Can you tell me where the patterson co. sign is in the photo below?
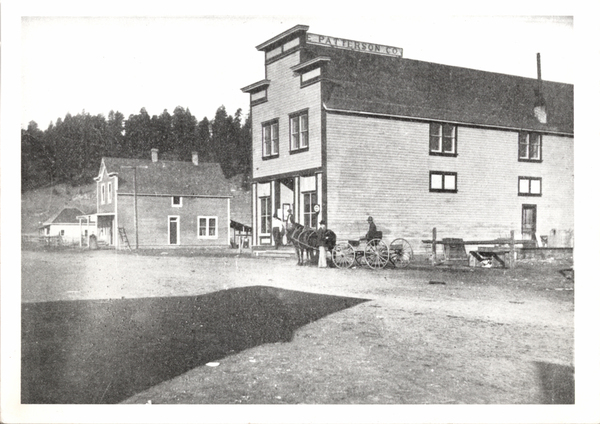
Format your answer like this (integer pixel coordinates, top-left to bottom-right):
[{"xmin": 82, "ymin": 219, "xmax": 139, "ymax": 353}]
[{"xmin": 306, "ymin": 33, "xmax": 403, "ymax": 57}]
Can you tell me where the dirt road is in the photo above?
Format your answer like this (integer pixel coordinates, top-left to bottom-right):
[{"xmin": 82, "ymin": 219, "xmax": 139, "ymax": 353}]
[{"xmin": 21, "ymin": 248, "xmax": 574, "ymax": 405}]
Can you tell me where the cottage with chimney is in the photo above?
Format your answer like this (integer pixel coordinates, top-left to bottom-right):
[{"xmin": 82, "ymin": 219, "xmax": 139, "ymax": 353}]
[
  {"xmin": 94, "ymin": 149, "xmax": 232, "ymax": 249},
  {"xmin": 241, "ymin": 25, "xmax": 574, "ymax": 250}
]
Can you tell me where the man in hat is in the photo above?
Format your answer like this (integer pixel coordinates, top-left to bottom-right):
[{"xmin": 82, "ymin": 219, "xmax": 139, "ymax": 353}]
[
  {"xmin": 365, "ymin": 216, "xmax": 378, "ymax": 241},
  {"xmin": 316, "ymin": 220, "xmax": 328, "ymax": 268}
]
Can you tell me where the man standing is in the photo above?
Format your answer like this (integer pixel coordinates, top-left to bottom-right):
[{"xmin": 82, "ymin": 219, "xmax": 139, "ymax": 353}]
[
  {"xmin": 317, "ymin": 220, "xmax": 328, "ymax": 268},
  {"xmin": 272, "ymin": 213, "xmax": 283, "ymax": 249}
]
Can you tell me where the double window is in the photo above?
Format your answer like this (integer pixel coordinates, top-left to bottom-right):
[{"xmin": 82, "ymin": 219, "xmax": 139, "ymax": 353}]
[
  {"xmin": 430, "ymin": 171, "xmax": 457, "ymax": 193},
  {"xmin": 262, "ymin": 120, "xmax": 279, "ymax": 159},
  {"xmin": 518, "ymin": 177, "xmax": 542, "ymax": 196},
  {"xmin": 290, "ymin": 111, "xmax": 309, "ymax": 152},
  {"xmin": 519, "ymin": 132, "xmax": 542, "ymax": 162},
  {"xmin": 198, "ymin": 216, "xmax": 218, "ymax": 238},
  {"xmin": 429, "ymin": 123, "xmax": 457, "ymax": 156}
]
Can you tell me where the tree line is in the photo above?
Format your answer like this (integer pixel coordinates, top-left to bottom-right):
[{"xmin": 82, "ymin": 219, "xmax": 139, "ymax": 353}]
[{"xmin": 21, "ymin": 106, "xmax": 252, "ymax": 192}]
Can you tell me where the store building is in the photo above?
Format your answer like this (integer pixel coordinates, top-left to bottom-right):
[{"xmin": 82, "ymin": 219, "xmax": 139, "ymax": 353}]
[
  {"xmin": 94, "ymin": 149, "xmax": 232, "ymax": 249},
  {"xmin": 241, "ymin": 25, "xmax": 574, "ymax": 251}
]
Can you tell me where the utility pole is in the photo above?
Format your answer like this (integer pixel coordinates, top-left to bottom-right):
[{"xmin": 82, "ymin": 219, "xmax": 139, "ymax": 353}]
[{"xmin": 121, "ymin": 165, "xmax": 148, "ymax": 249}]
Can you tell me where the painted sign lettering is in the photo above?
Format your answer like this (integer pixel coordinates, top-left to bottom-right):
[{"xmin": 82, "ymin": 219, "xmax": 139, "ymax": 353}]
[{"xmin": 306, "ymin": 33, "xmax": 402, "ymax": 57}]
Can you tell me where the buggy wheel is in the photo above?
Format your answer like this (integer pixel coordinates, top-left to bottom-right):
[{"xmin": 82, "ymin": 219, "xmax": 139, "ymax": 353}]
[
  {"xmin": 365, "ymin": 239, "xmax": 389, "ymax": 269},
  {"xmin": 389, "ymin": 238, "xmax": 413, "ymax": 268},
  {"xmin": 332, "ymin": 242, "xmax": 355, "ymax": 268}
]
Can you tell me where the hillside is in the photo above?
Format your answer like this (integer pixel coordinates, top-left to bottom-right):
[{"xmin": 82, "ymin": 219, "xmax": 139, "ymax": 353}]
[{"xmin": 21, "ymin": 177, "xmax": 252, "ymax": 235}]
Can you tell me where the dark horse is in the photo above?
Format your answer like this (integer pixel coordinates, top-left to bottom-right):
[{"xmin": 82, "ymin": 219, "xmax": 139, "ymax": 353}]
[{"xmin": 289, "ymin": 223, "xmax": 336, "ymax": 266}]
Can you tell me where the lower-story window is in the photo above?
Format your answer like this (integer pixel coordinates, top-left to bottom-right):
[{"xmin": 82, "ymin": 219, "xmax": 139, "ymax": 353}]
[
  {"xmin": 260, "ymin": 196, "xmax": 272, "ymax": 234},
  {"xmin": 198, "ymin": 216, "xmax": 218, "ymax": 238},
  {"xmin": 303, "ymin": 191, "xmax": 318, "ymax": 228},
  {"xmin": 429, "ymin": 171, "xmax": 457, "ymax": 193},
  {"xmin": 518, "ymin": 177, "xmax": 542, "ymax": 196}
]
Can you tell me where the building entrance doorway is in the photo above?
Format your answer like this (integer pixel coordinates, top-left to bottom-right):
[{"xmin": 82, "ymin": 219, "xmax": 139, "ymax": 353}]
[
  {"xmin": 522, "ymin": 204, "xmax": 537, "ymax": 240},
  {"xmin": 168, "ymin": 216, "xmax": 179, "ymax": 245}
]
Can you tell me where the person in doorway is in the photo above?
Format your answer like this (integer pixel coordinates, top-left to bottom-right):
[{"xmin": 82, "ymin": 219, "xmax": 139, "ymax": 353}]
[
  {"xmin": 365, "ymin": 216, "xmax": 378, "ymax": 241},
  {"xmin": 272, "ymin": 213, "xmax": 284, "ymax": 249},
  {"xmin": 317, "ymin": 220, "xmax": 328, "ymax": 268}
]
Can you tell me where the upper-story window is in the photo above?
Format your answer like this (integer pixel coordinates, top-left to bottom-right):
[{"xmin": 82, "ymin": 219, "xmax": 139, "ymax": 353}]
[
  {"xmin": 290, "ymin": 110, "xmax": 309, "ymax": 152},
  {"xmin": 519, "ymin": 132, "xmax": 542, "ymax": 162},
  {"xmin": 101, "ymin": 184, "xmax": 106, "ymax": 204},
  {"xmin": 172, "ymin": 196, "xmax": 182, "ymax": 207},
  {"xmin": 429, "ymin": 123, "xmax": 457, "ymax": 156},
  {"xmin": 262, "ymin": 120, "xmax": 279, "ymax": 159},
  {"xmin": 107, "ymin": 182, "xmax": 113, "ymax": 204}
]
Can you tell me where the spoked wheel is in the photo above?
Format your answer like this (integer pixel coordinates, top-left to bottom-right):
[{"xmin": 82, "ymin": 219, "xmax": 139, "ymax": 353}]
[
  {"xmin": 332, "ymin": 242, "xmax": 356, "ymax": 269},
  {"xmin": 389, "ymin": 238, "xmax": 413, "ymax": 268},
  {"xmin": 365, "ymin": 239, "xmax": 389, "ymax": 269}
]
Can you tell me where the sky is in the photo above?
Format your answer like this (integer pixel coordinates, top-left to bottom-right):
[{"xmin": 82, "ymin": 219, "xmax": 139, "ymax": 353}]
[{"xmin": 18, "ymin": 13, "xmax": 576, "ymax": 130}]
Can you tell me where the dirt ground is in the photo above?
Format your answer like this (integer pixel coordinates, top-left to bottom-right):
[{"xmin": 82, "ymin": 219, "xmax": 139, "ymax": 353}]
[{"xmin": 20, "ymin": 247, "xmax": 574, "ymax": 405}]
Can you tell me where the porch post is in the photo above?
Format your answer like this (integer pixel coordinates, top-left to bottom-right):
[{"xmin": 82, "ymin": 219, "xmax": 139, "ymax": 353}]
[{"xmin": 252, "ymin": 182, "xmax": 257, "ymax": 247}]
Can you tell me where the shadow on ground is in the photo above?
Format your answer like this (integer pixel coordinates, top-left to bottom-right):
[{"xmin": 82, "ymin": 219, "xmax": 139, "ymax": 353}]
[
  {"xmin": 22, "ymin": 285, "xmax": 369, "ymax": 404},
  {"xmin": 534, "ymin": 361, "xmax": 575, "ymax": 404}
]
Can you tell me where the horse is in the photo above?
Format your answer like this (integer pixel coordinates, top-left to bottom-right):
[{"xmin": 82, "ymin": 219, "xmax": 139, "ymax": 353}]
[
  {"xmin": 289, "ymin": 223, "xmax": 313, "ymax": 265},
  {"xmin": 289, "ymin": 223, "xmax": 337, "ymax": 266}
]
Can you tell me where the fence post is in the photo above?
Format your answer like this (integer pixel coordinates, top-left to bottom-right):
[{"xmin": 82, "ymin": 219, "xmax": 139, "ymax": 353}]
[
  {"xmin": 432, "ymin": 227, "xmax": 437, "ymax": 265},
  {"xmin": 509, "ymin": 230, "xmax": 515, "ymax": 269}
]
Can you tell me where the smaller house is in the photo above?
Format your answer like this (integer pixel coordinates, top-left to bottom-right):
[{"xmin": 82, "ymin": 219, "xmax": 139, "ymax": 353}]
[
  {"xmin": 39, "ymin": 207, "xmax": 95, "ymax": 245},
  {"xmin": 94, "ymin": 149, "xmax": 234, "ymax": 249}
]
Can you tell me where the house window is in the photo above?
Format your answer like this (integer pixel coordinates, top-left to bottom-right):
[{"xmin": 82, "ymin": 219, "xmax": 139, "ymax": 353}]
[
  {"xmin": 260, "ymin": 197, "xmax": 272, "ymax": 234},
  {"xmin": 303, "ymin": 191, "xmax": 318, "ymax": 228},
  {"xmin": 519, "ymin": 132, "xmax": 542, "ymax": 162},
  {"xmin": 262, "ymin": 120, "xmax": 279, "ymax": 159},
  {"xmin": 107, "ymin": 182, "xmax": 113, "ymax": 204},
  {"xmin": 60, "ymin": 230, "xmax": 65, "ymax": 236},
  {"xmin": 198, "ymin": 216, "xmax": 218, "ymax": 238},
  {"xmin": 430, "ymin": 171, "xmax": 458, "ymax": 193},
  {"xmin": 518, "ymin": 177, "xmax": 542, "ymax": 196},
  {"xmin": 429, "ymin": 123, "xmax": 457, "ymax": 156},
  {"xmin": 172, "ymin": 196, "xmax": 182, "ymax": 207},
  {"xmin": 101, "ymin": 184, "xmax": 106, "ymax": 204},
  {"xmin": 290, "ymin": 111, "xmax": 309, "ymax": 152}
]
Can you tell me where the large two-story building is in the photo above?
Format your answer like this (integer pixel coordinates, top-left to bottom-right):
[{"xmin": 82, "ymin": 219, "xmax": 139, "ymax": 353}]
[{"xmin": 242, "ymin": 25, "xmax": 574, "ymax": 251}]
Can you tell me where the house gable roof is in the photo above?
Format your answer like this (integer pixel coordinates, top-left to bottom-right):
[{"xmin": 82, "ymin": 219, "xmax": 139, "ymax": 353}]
[
  {"xmin": 303, "ymin": 45, "xmax": 573, "ymax": 134},
  {"xmin": 99, "ymin": 157, "xmax": 231, "ymax": 197},
  {"xmin": 43, "ymin": 207, "xmax": 86, "ymax": 226}
]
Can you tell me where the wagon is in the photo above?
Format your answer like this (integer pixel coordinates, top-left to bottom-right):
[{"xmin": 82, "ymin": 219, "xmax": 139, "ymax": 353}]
[{"xmin": 331, "ymin": 234, "xmax": 413, "ymax": 269}]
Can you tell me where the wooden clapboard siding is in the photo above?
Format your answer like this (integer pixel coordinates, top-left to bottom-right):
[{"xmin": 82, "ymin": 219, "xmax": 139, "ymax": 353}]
[
  {"xmin": 117, "ymin": 195, "xmax": 229, "ymax": 247},
  {"xmin": 252, "ymin": 52, "xmax": 322, "ymax": 180},
  {"xmin": 325, "ymin": 113, "xmax": 574, "ymax": 251}
]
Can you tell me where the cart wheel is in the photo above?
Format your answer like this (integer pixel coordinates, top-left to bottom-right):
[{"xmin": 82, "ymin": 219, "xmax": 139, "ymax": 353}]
[
  {"xmin": 332, "ymin": 242, "xmax": 356, "ymax": 269},
  {"xmin": 365, "ymin": 239, "xmax": 389, "ymax": 269},
  {"xmin": 389, "ymin": 238, "xmax": 413, "ymax": 268}
]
